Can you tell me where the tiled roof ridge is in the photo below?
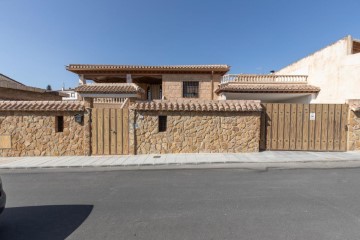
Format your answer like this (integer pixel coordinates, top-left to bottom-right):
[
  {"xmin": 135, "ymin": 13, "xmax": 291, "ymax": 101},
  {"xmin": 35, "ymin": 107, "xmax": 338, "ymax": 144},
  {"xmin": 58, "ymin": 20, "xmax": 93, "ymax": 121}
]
[
  {"xmin": 67, "ymin": 64, "xmax": 230, "ymax": 69},
  {"xmin": 75, "ymin": 83, "xmax": 145, "ymax": 94},
  {"xmin": 131, "ymin": 100, "xmax": 262, "ymax": 112},
  {"xmin": 0, "ymin": 101, "xmax": 84, "ymax": 111}
]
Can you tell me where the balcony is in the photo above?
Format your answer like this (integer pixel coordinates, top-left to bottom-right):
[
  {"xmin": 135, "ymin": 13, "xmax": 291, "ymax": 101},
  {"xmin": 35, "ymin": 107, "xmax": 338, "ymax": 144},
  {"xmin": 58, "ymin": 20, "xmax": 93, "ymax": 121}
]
[{"xmin": 221, "ymin": 74, "xmax": 308, "ymax": 84}]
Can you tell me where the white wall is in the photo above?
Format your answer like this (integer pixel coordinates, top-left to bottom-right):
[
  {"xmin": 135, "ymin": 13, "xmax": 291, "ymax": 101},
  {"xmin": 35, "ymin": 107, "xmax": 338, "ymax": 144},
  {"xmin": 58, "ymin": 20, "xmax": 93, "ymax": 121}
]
[{"xmin": 276, "ymin": 36, "xmax": 360, "ymax": 103}]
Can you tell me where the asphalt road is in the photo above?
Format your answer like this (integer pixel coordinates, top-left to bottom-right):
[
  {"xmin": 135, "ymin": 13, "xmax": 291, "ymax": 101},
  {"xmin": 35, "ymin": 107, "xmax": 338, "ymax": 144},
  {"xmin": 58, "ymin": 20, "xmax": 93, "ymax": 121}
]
[{"xmin": 1, "ymin": 167, "xmax": 360, "ymax": 240}]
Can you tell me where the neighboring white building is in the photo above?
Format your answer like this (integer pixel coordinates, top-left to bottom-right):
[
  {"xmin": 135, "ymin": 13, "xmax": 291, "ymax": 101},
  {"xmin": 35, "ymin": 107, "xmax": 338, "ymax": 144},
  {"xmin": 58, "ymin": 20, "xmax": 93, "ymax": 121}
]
[
  {"xmin": 218, "ymin": 35, "xmax": 360, "ymax": 103},
  {"xmin": 276, "ymin": 35, "xmax": 360, "ymax": 103},
  {"xmin": 59, "ymin": 88, "xmax": 78, "ymax": 101}
]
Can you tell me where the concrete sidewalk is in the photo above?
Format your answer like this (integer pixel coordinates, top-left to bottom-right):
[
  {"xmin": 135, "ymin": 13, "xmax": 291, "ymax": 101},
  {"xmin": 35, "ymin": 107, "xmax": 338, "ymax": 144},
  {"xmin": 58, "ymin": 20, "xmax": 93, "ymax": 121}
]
[{"xmin": 0, "ymin": 151, "xmax": 360, "ymax": 169}]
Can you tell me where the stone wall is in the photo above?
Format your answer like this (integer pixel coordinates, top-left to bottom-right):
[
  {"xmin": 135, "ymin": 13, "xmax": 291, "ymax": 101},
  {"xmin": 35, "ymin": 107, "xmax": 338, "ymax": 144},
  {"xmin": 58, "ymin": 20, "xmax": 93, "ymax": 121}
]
[
  {"xmin": 133, "ymin": 111, "xmax": 261, "ymax": 154},
  {"xmin": 348, "ymin": 110, "xmax": 360, "ymax": 151},
  {"xmin": 162, "ymin": 74, "xmax": 222, "ymax": 100},
  {"xmin": 0, "ymin": 111, "xmax": 89, "ymax": 156}
]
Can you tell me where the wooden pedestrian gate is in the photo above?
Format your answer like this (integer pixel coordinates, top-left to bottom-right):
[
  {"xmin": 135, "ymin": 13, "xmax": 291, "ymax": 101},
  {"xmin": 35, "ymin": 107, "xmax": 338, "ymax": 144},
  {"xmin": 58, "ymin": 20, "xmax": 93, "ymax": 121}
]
[
  {"xmin": 260, "ymin": 104, "xmax": 348, "ymax": 151},
  {"xmin": 91, "ymin": 108, "xmax": 129, "ymax": 155}
]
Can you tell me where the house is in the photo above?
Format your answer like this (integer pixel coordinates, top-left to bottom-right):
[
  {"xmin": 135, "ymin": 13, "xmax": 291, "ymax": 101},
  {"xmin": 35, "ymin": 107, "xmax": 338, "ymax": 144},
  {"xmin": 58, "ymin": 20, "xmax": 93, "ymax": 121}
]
[
  {"xmin": 66, "ymin": 64, "xmax": 230, "ymax": 101},
  {"xmin": 218, "ymin": 35, "xmax": 360, "ymax": 103},
  {"xmin": 66, "ymin": 64, "xmax": 262, "ymax": 154},
  {"xmin": 0, "ymin": 73, "xmax": 66, "ymax": 101},
  {"xmin": 59, "ymin": 87, "xmax": 79, "ymax": 101}
]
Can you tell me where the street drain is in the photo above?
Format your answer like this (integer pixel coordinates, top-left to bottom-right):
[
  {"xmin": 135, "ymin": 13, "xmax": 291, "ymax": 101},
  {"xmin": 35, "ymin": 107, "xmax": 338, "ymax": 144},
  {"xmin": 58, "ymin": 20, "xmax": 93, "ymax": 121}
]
[{"xmin": 153, "ymin": 156, "xmax": 161, "ymax": 158}]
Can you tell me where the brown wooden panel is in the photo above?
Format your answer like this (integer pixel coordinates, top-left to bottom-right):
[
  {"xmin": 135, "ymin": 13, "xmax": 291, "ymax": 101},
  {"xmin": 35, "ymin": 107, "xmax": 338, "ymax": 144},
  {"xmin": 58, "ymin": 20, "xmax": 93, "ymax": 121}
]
[
  {"xmin": 295, "ymin": 104, "xmax": 303, "ymax": 150},
  {"xmin": 97, "ymin": 108, "xmax": 104, "ymax": 155},
  {"xmin": 283, "ymin": 104, "xmax": 291, "ymax": 150},
  {"xmin": 277, "ymin": 104, "xmax": 285, "ymax": 150},
  {"xmin": 271, "ymin": 104, "xmax": 278, "ymax": 150},
  {"xmin": 340, "ymin": 104, "xmax": 348, "ymax": 151},
  {"xmin": 265, "ymin": 104, "xmax": 272, "ymax": 150},
  {"xmin": 314, "ymin": 105, "xmax": 322, "ymax": 150},
  {"xmin": 116, "ymin": 109, "xmax": 123, "ymax": 155},
  {"xmin": 110, "ymin": 108, "xmax": 116, "ymax": 155},
  {"xmin": 327, "ymin": 105, "xmax": 335, "ymax": 151},
  {"xmin": 334, "ymin": 104, "xmax": 342, "ymax": 151},
  {"xmin": 103, "ymin": 108, "xmax": 110, "ymax": 155},
  {"xmin": 91, "ymin": 109, "xmax": 97, "ymax": 155},
  {"xmin": 123, "ymin": 108, "xmax": 129, "ymax": 154},
  {"xmin": 302, "ymin": 105, "xmax": 310, "ymax": 150},
  {"xmin": 320, "ymin": 104, "xmax": 329, "ymax": 151},
  {"xmin": 290, "ymin": 104, "xmax": 297, "ymax": 150},
  {"xmin": 309, "ymin": 105, "xmax": 317, "ymax": 150}
]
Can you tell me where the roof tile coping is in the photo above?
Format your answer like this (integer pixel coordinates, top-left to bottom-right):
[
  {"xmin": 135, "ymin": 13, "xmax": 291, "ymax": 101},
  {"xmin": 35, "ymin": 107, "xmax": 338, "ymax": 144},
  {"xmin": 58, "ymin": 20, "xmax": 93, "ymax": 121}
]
[
  {"xmin": 0, "ymin": 101, "xmax": 85, "ymax": 112},
  {"xmin": 131, "ymin": 100, "xmax": 262, "ymax": 112},
  {"xmin": 348, "ymin": 100, "xmax": 360, "ymax": 112},
  {"xmin": 75, "ymin": 83, "xmax": 145, "ymax": 94},
  {"xmin": 67, "ymin": 64, "xmax": 230, "ymax": 71}
]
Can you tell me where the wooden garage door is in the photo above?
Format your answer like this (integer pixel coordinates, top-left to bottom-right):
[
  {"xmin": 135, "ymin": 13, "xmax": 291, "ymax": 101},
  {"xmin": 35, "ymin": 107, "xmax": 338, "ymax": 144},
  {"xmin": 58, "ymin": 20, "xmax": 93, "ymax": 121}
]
[
  {"xmin": 260, "ymin": 104, "xmax": 348, "ymax": 151},
  {"xmin": 91, "ymin": 108, "xmax": 129, "ymax": 155}
]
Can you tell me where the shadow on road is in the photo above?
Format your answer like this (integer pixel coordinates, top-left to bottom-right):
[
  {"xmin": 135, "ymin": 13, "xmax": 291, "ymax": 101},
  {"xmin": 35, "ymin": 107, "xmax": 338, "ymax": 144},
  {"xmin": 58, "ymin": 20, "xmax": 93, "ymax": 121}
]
[{"xmin": 0, "ymin": 205, "xmax": 93, "ymax": 240}]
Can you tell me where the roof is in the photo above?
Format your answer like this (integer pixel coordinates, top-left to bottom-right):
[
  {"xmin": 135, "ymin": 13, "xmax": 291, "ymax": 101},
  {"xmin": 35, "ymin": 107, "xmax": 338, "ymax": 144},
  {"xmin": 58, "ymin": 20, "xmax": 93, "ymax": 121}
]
[
  {"xmin": 75, "ymin": 83, "xmax": 145, "ymax": 94},
  {"xmin": 0, "ymin": 101, "xmax": 84, "ymax": 112},
  {"xmin": 66, "ymin": 64, "xmax": 230, "ymax": 74},
  {"xmin": 131, "ymin": 100, "xmax": 262, "ymax": 112},
  {"xmin": 215, "ymin": 83, "xmax": 320, "ymax": 94},
  {"xmin": 0, "ymin": 73, "xmax": 67, "ymax": 97},
  {"xmin": 0, "ymin": 73, "xmax": 25, "ymax": 86}
]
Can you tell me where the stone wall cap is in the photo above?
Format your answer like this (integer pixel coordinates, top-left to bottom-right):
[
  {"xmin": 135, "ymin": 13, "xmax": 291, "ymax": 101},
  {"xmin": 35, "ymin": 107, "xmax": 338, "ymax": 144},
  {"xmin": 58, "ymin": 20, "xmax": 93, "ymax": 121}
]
[
  {"xmin": 0, "ymin": 101, "xmax": 85, "ymax": 112},
  {"xmin": 131, "ymin": 100, "xmax": 262, "ymax": 112},
  {"xmin": 75, "ymin": 83, "xmax": 145, "ymax": 94},
  {"xmin": 350, "ymin": 103, "xmax": 360, "ymax": 112},
  {"xmin": 215, "ymin": 83, "xmax": 320, "ymax": 94}
]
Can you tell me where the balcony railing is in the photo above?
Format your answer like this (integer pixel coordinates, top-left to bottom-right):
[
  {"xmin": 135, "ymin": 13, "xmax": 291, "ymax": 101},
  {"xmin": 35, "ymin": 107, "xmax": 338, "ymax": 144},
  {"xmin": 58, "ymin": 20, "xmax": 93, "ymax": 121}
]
[
  {"xmin": 221, "ymin": 74, "xmax": 308, "ymax": 84},
  {"xmin": 93, "ymin": 97, "xmax": 126, "ymax": 104}
]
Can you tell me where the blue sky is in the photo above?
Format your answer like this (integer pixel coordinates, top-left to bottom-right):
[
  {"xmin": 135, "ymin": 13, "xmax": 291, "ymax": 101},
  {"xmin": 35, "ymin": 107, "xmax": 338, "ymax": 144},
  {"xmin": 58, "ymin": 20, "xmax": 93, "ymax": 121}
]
[{"xmin": 0, "ymin": 0, "xmax": 359, "ymax": 90}]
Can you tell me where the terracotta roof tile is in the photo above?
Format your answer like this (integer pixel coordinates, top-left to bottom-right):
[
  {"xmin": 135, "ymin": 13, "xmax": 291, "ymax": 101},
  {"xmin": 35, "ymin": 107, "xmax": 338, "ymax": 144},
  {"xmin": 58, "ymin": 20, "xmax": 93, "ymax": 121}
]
[
  {"xmin": 75, "ymin": 83, "xmax": 145, "ymax": 94},
  {"xmin": 67, "ymin": 64, "xmax": 230, "ymax": 71},
  {"xmin": 0, "ymin": 101, "xmax": 84, "ymax": 111},
  {"xmin": 216, "ymin": 83, "xmax": 320, "ymax": 93},
  {"xmin": 131, "ymin": 100, "xmax": 262, "ymax": 112}
]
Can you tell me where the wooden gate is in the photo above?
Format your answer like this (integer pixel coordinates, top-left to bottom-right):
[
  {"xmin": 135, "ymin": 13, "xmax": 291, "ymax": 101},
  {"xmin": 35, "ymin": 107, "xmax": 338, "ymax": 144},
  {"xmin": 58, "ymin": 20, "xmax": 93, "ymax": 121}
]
[
  {"xmin": 91, "ymin": 108, "xmax": 129, "ymax": 155},
  {"xmin": 260, "ymin": 104, "xmax": 348, "ymax": 151}
]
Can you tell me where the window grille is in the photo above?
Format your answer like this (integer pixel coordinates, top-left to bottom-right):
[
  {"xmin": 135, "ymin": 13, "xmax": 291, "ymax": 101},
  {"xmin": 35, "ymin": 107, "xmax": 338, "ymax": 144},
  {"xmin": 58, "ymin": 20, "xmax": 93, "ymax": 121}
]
[{"xmin": 183, "ymin": 81, "xmax": 199, "ymax": 98}]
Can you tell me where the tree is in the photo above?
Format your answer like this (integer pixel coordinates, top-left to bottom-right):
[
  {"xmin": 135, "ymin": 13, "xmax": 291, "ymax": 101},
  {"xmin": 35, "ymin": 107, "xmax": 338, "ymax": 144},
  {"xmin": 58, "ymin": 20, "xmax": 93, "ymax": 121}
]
[{"xmin": 46, "ymin": 85, "xmax": 52, "ymax": 91}]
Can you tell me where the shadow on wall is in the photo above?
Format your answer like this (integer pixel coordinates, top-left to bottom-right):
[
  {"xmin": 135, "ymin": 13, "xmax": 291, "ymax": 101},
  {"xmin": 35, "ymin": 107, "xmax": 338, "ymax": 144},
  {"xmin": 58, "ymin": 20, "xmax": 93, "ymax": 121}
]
[{"xmin": 0, "ymin": 205, "xmax": 93, "ymax": 240}]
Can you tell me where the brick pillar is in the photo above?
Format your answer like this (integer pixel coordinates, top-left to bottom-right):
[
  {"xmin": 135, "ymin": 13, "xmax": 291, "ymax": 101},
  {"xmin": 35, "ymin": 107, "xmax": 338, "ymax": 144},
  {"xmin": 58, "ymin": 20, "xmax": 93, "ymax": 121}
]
[
  {"xmin": 128, "ymin": 109, "xmax": 136, "ymax": 155},
  {"xmin": 347, "ymin": 99, "xmax": 360, "ymax": 151},
  {"xmin": 83, "ymin": 98, "xmax": 93, "ymax": 156}
]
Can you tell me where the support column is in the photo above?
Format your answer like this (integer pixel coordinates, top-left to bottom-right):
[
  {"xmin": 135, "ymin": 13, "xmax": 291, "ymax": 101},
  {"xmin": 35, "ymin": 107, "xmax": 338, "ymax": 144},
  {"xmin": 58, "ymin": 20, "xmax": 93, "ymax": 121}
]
[
  {"xmin": 126, "ymin": 74, "xmax": 132, "ymax": 83},
  {"xmin": 79, "ymin": 74, "xmax": 86, "ymax": 85}
]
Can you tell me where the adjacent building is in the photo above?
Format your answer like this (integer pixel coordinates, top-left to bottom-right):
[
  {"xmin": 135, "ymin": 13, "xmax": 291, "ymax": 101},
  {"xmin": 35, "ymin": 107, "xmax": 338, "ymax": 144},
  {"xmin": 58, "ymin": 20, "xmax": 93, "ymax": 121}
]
[{"xmin": 0, "ymin": 73, "xmax": 65, "ymax": 101}]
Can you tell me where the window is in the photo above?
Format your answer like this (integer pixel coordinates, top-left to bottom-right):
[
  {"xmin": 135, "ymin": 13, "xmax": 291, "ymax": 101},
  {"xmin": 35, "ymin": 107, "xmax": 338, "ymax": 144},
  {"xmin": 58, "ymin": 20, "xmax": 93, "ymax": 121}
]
[
  {"xmin": 147, "ymin": 86, "xmax": 152, "ymax": 100},
  {"xmin": 158, "ymin": 116, "xmax": 167, "ymax": 132},
  {"xmin": 183, "ymin": 81, "xmax": 199, "ymax": 98},
  {"xmin": 55, "ymin": 116, "xmax": 64, "ymax": 132}
]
